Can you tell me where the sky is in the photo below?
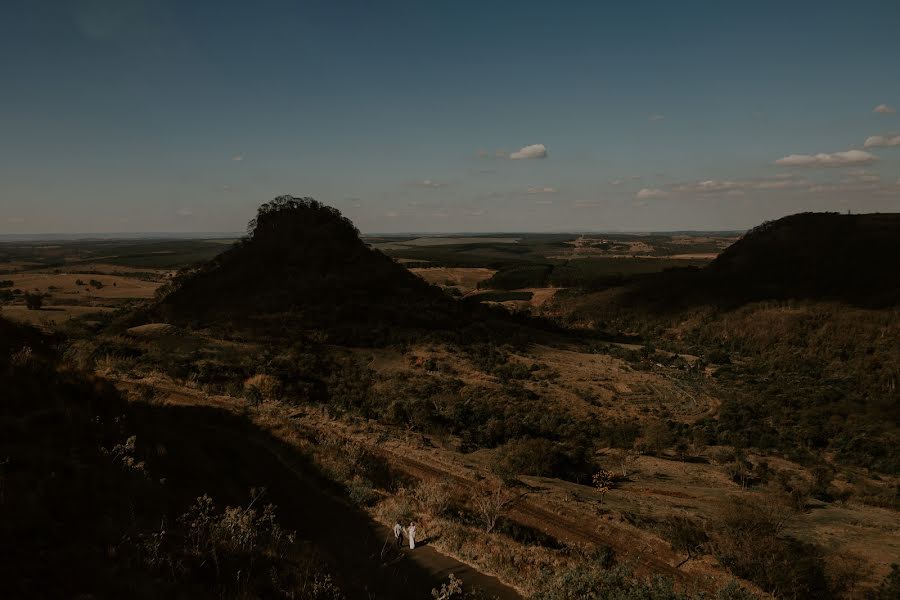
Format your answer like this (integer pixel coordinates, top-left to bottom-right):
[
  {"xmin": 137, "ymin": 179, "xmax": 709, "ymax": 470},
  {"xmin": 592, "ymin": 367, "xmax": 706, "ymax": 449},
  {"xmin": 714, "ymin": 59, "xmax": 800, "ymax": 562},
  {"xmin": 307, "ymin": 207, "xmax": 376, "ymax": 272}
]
[{"xmin": 2, "ymin": 0, "xmax": 900, "ymax": 234}]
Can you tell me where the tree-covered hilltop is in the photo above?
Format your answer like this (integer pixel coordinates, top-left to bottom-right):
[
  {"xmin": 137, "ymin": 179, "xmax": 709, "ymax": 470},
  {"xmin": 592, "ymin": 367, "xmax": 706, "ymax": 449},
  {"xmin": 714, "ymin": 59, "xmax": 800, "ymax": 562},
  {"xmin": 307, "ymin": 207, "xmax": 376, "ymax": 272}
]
[
  {"xmin": 143, "ymin": 196, "xmax": 530, "ymax": 345},
  {"xmin": 623, "ymin": 212, "xmax": 900, "ymax": 310}
]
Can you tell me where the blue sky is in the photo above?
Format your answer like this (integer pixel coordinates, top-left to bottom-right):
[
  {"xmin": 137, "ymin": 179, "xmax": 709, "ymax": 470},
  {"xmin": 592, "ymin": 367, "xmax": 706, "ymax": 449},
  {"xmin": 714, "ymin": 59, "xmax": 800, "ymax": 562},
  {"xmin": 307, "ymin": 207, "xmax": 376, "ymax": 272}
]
[{"xmin": 2, "ymin": 0, "xmax": 899, "ymax": 233}]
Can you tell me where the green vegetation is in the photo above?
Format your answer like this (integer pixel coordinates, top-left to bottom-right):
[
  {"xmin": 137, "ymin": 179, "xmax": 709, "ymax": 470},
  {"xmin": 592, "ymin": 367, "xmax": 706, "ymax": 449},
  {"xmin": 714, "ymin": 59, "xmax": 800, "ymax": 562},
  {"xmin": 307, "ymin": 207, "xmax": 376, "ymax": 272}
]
[
  {"xmin": 471, "ymin": 290, "xmax": 535, "ymax": 302},
  {"xmin": 0, "ymin": 238, "xmax": 232, "ymax": 271},
  {"xmin": 24, "ymin": 293, "xmax": 43, "ymax": 310}
]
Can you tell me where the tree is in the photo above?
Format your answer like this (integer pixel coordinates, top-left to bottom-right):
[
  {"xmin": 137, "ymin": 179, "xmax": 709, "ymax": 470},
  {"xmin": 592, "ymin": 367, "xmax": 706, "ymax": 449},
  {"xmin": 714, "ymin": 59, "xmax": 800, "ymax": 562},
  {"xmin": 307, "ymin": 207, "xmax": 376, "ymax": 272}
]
[
  {"xmin": 592, "ymin": 469, "xmax": 614, "ymax": 505},
  {"xmin": 641, "ymin": 420, "xmax": 674, "ymax": 455},
  {"xmin": 25, "ymin": 293, "xmax": 43, "ymax": 310},
  {"xmin": 472, "ymin": 483, "xmax": 523, "ymax": 533}
]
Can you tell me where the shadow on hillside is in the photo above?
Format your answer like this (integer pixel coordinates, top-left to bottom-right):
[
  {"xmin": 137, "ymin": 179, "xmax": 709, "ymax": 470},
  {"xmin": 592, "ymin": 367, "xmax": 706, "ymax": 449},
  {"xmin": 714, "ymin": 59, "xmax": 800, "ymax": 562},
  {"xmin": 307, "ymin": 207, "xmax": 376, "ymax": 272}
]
[{"xmin": 125, "ymin": 400, "xmax": 453, "ymax": 599}]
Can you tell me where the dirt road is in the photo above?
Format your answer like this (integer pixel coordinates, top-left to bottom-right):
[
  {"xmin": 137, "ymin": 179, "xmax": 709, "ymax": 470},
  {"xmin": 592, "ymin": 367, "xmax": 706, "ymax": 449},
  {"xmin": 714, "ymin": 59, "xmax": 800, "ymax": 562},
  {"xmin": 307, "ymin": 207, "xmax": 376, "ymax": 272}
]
[
  {"xmin": 384, "ymin": 449, "xmax": 695, "ymax": 586},
  {"xmin": 113, "ymin": 379, "xmax": 521, "ymax": 599}
]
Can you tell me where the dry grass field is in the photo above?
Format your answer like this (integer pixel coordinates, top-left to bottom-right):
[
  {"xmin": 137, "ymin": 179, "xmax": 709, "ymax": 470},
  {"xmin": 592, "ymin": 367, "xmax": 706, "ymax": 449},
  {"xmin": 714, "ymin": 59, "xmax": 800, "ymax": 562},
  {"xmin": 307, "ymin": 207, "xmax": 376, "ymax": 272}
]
[
  {"xmin": 8, "ymin": 272, "xmax": 160, "ymax": 299},
  {"xmin": 1, "ymin": 303, "xmax": 114, "ymax": 325},
  {"xmin": 1, "ymin": 266, "xmax": 164, "ymax": 328},
  {"xmin": 408, "ymin": 266, "xmax": 497, "ymax": 293}
]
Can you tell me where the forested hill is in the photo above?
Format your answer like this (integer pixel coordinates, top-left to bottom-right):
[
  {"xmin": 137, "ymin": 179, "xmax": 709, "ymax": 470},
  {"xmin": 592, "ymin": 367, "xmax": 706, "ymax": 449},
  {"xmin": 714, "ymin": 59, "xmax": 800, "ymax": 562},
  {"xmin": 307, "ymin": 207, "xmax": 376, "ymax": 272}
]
[
  {"xmin": 145, "ymin": 196, "xmax": 519, "ymax": 345},
  {"xmin": 628, "ymin": 212, "xmax": 900, "ymax": 309}
]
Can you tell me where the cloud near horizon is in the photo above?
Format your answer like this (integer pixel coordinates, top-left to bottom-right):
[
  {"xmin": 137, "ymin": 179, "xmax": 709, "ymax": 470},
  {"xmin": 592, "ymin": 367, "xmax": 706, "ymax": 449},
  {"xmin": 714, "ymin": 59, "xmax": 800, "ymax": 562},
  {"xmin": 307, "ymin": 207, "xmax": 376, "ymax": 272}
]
[
  {"xmin": 873, "ymin": 104, "xmax": 896, "ymax": 114},
  {"xmin": 417, "ymin": 179, "xmax": 447, "ymax": 189},
  {"xmin": 636, "ymin": 188, "xmax": 667, "ymax": 199},
  {"xmin": 526, "ymin": 186, "xmax": 556, "ymax": 194},
  {"xmin": 671, "ymin": 176, "xmax": 809, "ymax": 194},
  {"xmin": 863, "ymin": 134, "xmax": 900, "ymax": 148},
  {"xmin": 509, "ymin": 144, "xmax": 548, "ymax": 160},
  {"xmin": 774, "ymin": 149, "xmax": 877, "ymax": 167}
]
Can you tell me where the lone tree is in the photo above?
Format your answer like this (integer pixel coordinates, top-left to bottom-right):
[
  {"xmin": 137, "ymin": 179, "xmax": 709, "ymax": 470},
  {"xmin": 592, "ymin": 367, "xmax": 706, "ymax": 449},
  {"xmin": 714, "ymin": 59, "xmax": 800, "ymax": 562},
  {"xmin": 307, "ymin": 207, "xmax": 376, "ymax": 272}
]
[
  {"xmin": 24, "ymin": 293, "xmax": 43, "ymax": 311},
  {"xmin": 473, "ymin": 484, "xmax": 524, "ymax": 533},
  {"xmin": 592, "ymin": 469, "xmax": 614, "ymax": 504}
]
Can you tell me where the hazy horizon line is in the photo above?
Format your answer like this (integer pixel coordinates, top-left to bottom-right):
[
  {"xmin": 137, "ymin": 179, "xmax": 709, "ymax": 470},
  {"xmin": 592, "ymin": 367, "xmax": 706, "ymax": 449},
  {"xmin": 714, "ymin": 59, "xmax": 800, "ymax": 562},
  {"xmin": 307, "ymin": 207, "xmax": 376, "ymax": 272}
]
[{"xmin": 0, "ymin": 228, "xmax": 753, "ymax": 242}]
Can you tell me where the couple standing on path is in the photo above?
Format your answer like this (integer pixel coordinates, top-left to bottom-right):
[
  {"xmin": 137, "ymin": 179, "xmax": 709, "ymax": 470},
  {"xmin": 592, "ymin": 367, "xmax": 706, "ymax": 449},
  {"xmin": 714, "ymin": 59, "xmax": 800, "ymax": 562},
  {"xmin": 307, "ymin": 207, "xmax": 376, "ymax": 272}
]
[{"xmin": 393, "ymin": 521, "xmax": 417, "ymax": 549}]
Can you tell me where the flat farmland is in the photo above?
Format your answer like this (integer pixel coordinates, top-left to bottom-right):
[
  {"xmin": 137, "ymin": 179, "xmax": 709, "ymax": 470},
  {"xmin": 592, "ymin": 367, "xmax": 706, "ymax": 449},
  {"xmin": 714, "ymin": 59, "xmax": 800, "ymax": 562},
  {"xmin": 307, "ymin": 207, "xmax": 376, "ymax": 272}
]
[
  {"xmin": 8, "ymin": 272, "xmax": 160, "ymax": 299},
  {"xmin": 1, "ymin": 270, "xmax": 160, "ymax": 328},
  {"xmin": 408, "ymin": 266, "xmax": 496, "ymax": 293},
  {"xmin": 1, "ymin": 303, "xmax": 114, "ymax": 325}
]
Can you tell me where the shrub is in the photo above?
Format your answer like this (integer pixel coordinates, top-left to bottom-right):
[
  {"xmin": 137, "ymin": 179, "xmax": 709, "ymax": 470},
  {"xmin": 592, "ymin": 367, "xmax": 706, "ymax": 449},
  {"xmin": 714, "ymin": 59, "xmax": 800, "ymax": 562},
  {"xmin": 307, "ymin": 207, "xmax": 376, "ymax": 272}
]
[
  {"xmin": 24, "ymin": 293, "xmax": 43, "ymax": 310},
  {"xmin": 472, "ymin": 484, "xmax": 522, "ymax": 533},
  {"xmin": 711, "ymin": 499, "xmax": 830, "ymax": 598},
  {"xmin": 346, "ymin": 476, "xmax": 377, "ymax": 506},
  {"xmin": 492, "ymin": 437, "xmax": 564, "ymax": 479},
  {"xmin": 414, "ymin": 479, "xmax": 453, "ymax": 517},
  {"xmin": 244, "ymin": 373, "xmax": 282, "ymax": 401}
]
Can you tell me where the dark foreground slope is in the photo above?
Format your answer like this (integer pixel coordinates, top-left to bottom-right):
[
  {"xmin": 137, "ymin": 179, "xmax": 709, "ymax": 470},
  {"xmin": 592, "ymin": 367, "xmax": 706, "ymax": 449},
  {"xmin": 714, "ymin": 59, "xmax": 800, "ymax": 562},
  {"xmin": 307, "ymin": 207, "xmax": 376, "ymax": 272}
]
[
  {"xmin": 627, "ymin": 212, "xmax": 900, "ymax": 309},
  {"xmin": 146, "ymin": 196, "xmax": 520, "ymax": 345},
  {"xmin": 3, "ymin": 316, "xmax": 511, "ymax": 599}
]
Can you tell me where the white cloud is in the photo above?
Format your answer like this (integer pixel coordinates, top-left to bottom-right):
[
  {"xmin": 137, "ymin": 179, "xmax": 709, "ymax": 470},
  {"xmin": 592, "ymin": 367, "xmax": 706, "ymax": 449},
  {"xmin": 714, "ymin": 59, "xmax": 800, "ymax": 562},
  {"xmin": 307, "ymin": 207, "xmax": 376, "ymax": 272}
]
[
  {"xmin": 232, "ymin": 154, "xmax": 243, "ymax": 161},
  {"xmin": 636, "ymin": 188, "xmax": 667, "ymax": 199},
  {"xmin": 417, "ymin": 179, "xmax": 447, "ymax": 189},
  {"xmin": 873, "ymin": 104, "xmax": 896, "ymax": 114},
  {"xmin": 609, "ymin": 179, "xmax": 623, "ymax": 186},
  {"xmin": 510, "ymin": 143, "xmax": 547, "ymax": 160},
  {"xmin": 644, "ymin": 175, "xmax": 812, "ymax": 199},
  {"xmin": 670, "ymin": 176, "xmax": 808, "ymax": 194},
  {"xmin": 807, "ymin": 182, "xmax": 881, "ymax": 194},
  {"xmin": 526, "ymin": 186, "xmax": 557, "ymax": 194},
  {"xmin": 843, "ymin": 170, "xmax": 880, "ymax": 183},
  {"xmin": 649, "ymin": 113, "xmax": 665, "ymax": 122},
  {"xmin": 176, "ymin": 207, "xmax": 193, "ymax": 216},
  {"xmin": 774, "ymin": 149, "xmax": 877, "ymax": 167},
  {"xmin": 674, "ymin": 180, "xmax": 744, "ymax": 193},
  {"xmin": 863, "ymin": 134, "xmax": 900, "ymax": 148}
]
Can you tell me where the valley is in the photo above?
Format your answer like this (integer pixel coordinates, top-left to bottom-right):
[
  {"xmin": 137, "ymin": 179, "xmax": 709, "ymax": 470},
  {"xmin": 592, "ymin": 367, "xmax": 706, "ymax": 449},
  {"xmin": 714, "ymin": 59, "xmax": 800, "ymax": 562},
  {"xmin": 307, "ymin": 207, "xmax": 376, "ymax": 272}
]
[{"xmin": 4, "ymin": 200, "xmax": 897, "ymax": 598}]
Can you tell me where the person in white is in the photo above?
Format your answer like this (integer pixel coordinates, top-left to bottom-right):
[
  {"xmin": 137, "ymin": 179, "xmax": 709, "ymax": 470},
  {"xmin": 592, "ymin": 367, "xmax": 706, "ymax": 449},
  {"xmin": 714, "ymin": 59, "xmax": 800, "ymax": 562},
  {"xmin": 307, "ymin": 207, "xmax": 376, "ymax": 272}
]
[
  {"xmin": 393, "ymin": 521, "xmax": 404, "ymax": 549},
  {"xmin": 407, "ymin": 522, "xmax": 417, "ymax": 549}
]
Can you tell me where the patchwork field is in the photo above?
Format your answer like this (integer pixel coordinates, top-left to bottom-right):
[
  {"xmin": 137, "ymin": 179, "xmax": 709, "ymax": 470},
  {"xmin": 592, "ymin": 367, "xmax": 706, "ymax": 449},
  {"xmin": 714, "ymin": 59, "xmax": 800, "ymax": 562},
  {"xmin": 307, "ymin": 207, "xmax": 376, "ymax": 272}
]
[
  {"xmin": 7, "ymin": 272, "xmax": 161, "ymax": 299},
  {"xmin": 0, "ymin": 238, "xmax": 235, "ymax": 329},
  {"xmin": 408, "ymin": 266, "xmax": 497, "ymax": 293},
  {"xmin": 382, "ymin": 232, "xmax": 737, "ymax": 315}
]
